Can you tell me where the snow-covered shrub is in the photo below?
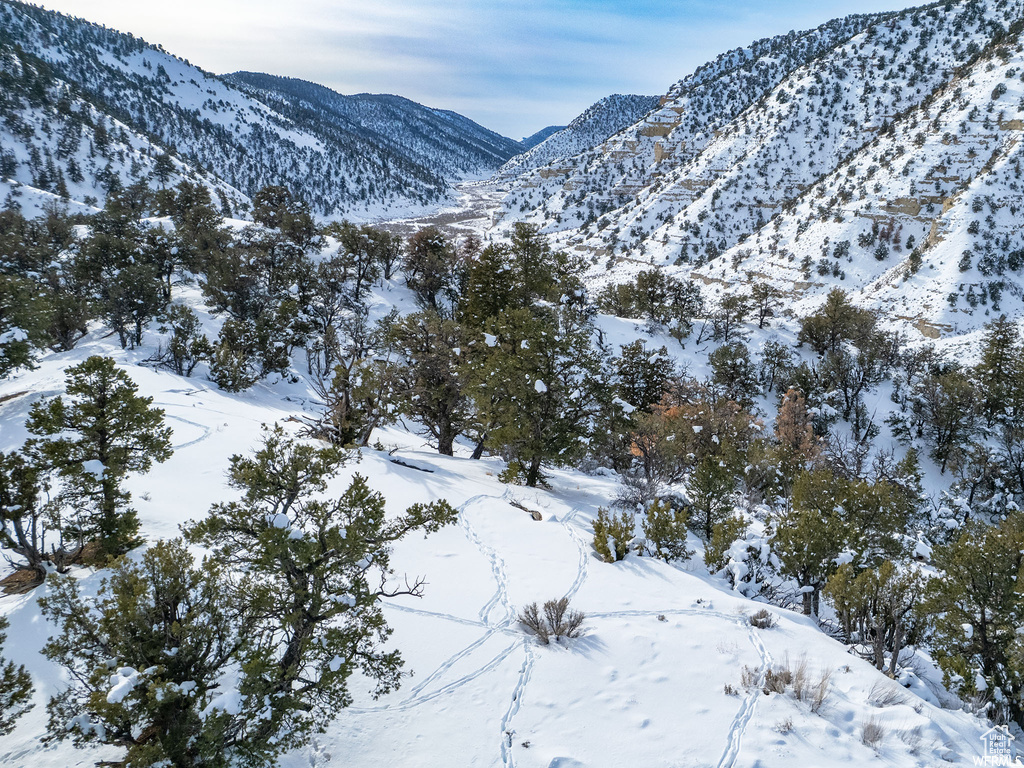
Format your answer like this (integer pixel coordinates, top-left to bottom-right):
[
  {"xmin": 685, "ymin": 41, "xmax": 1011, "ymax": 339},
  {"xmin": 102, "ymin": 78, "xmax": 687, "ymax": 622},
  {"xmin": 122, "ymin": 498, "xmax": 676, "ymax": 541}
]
[
  {"xmin": 749, "ymin": 608, "xmax": 777, "ymax": 629},
  {"xmin": 592, "ymin": 507, "xmax": 634, "ymax": 562},
  {"xmin": 641, "ymin": 499, "xmax": 692, "ymax": 563}
]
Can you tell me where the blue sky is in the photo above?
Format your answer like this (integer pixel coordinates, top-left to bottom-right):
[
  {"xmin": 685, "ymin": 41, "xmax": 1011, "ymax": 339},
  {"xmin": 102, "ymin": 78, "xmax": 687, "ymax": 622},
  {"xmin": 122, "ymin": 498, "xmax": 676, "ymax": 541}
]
[{"xmin": 39, "ymin": 0, "xmax": 923, "ymax": 140}]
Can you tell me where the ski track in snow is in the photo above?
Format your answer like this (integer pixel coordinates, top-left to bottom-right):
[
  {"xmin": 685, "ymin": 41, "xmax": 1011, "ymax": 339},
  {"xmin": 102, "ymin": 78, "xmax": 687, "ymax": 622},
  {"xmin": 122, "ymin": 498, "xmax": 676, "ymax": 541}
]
[{"xmin": 159, "ymin": 411, "xmax": 213, "ymax": 451}]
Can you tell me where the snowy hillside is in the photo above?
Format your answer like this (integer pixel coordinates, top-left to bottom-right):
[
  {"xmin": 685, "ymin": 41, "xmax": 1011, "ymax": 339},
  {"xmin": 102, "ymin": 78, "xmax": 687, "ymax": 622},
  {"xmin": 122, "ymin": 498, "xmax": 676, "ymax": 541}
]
[
  {"xmin": 0, "ymin": 273, "xmax": 1004, "ymax": 768},
  {"xmin": 495, "ymin": 94, "xmax": 661, "ymax": 182},
  {"xmin": 495, "ymin": 12, "xmax": 884, "ymax": 228},
  {"xmin": 0, "ymin": 0, "xmax": 516, "ymax": 219},
  {"xmin": 0, "ymin": 42, "xmax": 246, "ymax": 218},
  {"xmin": 226, "ymin": 72, "xmax": 524, "ymax": 181},
  {"xmin": 492, "ymin": 0, "xmax": 1024, "ymax": 335},
  {"xmin": 520, "ymin": 125, "xmax": 565, "ymax": 150}
]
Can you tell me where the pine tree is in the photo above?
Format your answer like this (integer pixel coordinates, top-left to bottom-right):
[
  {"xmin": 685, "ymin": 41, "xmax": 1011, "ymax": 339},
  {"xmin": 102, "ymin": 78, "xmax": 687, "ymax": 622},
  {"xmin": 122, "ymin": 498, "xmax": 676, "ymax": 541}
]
[
  {"xmin": 26, "ymin": 356, "xmax": 173, "ymax": 557},
  {"xmin": 708, "ymin": 342, "xmax": 758, "ymax": 406},
  {"xmin": 402, "ymin": 226, "xmax": 454, "ymax": 311},
  {"xmin": 385, "ymin": 310, "xmax": 469, "ymax": 456},
  {"xmin": 825, "ymin": 560, "xmax": 924, "ymax": 674},
  {"xmin": 798, "ymin": 288, "xmax": 877, "ymax": 356},
  {"xmin": 772, "ymin": 470, "xmax": 851, "ymax": 616},
  {"xmin": 974, "ymin": 315, "xmax": 1023, "ymax": 425},
  {"xmin": 0, "ymin": 616, "xmax": 32, "ymax": 736},
  {"xmin": 641, "ymin": 499, "xmax": 692, "ymax": 563},
  {"xmin": 687, "ymin": 456, "xmax": 736, "ymax": 541},
  {"xmin": 615, "ymin": 340, "xmax": 675, "ymax": 413},
  {"xmin": 921, "ymin": 516, "xmax": 1024, "ymax": 726},
  {"xmin": 185, "ymin": 427, "xmax": 457, "ymax": 752},
  {"xmin": 911, "ymin": 369, "xmax": 977, "ymax": 473},
  {"xmin": 465, "ymin": 305, "xmax": 601, "ymax": 487},
  {"xmin": 40, "ymin": 539, "xmax": 250, "ymax": 767}
]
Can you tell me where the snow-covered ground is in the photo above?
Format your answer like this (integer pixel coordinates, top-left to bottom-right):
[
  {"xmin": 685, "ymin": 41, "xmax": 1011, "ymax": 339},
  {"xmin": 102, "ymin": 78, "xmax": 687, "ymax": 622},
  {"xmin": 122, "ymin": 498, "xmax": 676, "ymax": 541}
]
[{"xmin": 0, "ymin": 279, "xmax": 1007, "ymax": 768}]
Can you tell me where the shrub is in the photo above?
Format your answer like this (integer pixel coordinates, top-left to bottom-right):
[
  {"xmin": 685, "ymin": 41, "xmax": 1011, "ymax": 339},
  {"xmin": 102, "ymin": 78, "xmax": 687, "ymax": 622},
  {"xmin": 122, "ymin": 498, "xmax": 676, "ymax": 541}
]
[
  {"xmin": 592, "ymin": 507, "xmax": 635, "ymax": 562},
  {"xmin": 641, "ymin": 499, "xmax": 692, "ymax": 562},
  {"xmin": 705, "ymin": 514, "xmax": 748, "ymax": 572},
  {"xmin": 749, "ymin": 608, "xmax": 777, "ymax": 629},
  {"xmin": 862, "ymin": 717, "xmax": 885, "ymax": 748},
  {"xmin": 868, "ymin": 680, "xmax": 910, "ymax": 708},
  {"xmin": 518, "ymin": 597, "xmax": 586, "ymax": 644},
  {"xmin": 760, "ymin": 655, "xmax": 832, "ymax": 713}
]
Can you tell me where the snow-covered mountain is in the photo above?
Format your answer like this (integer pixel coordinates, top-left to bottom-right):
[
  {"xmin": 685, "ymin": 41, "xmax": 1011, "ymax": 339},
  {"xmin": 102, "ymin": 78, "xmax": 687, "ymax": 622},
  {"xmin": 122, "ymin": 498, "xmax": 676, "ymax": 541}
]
[
  {"xmin": 225, "ymin": 72, "xmax": 524, "ymax": 181},
  {"xmin": 0, "ymin": 40, "xmax": 246, "ymax": 218},
  {"xmin": 0, "ymin": 0, "xmax": 518, "ymax": 218},
  {"xmin": 494, "ymin": 0, "xmax": 1024, "ymax": 335},
  {"xmin": 495, "ymin": 94, "xmax": 661, "ymax": 182},
  {"xmin": 520, "ymin": 125, "xmax": 565, "ymax": 149}
]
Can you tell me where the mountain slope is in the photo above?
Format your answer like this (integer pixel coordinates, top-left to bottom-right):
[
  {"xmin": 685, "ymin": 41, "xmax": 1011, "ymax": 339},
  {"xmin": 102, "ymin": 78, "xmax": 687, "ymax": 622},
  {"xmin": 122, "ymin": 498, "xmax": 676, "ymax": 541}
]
[
  {"xmin": 0, "ymin": 274, "xmax": 999, "ymax": 768},
  {"xmin": 520, "ymin": 125, "xmax": 565, "ymax": 149},
  {"xmin": 494, "ymin": 0, "xmax": 1024, "ymax": 335},
  {"xmin": 226, "ymin": 72, "xmax": 524, "ymax": 181},
  {"xmin": 495, "ymin": 93, "xmax": 660, "ymax": 182},
  {"xmin": 495, "ymin": 11, "xmax": 886, "ymax": 228},
  {"xmin": 0, "ymin": 0, "xmax": 509, "ymax": 218},
  {"xmin": 0, "ymin": 37, "xmax": 245, "ymax": 217}
]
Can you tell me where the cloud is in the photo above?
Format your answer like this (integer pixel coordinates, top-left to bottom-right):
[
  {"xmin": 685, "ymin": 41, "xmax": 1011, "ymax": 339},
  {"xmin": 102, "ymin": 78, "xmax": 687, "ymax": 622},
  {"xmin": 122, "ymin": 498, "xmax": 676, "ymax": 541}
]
[{"xmin": 38, "ymin": 0, "xmax": 922, "ymax": 139}]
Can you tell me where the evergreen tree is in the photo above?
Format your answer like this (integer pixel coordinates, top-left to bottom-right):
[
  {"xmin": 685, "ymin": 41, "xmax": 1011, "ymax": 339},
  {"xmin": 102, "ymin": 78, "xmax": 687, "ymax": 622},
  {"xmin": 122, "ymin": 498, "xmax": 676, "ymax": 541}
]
[
  {"xmin": 641, "ymin": 499, "xmax": 692, "ymax": 563},
  {"xmin": 687, "ymin": 456, "xmax": 736, "ymax": 541},
  {"xmin": 251, "ymin": 185, "xmax": 317, "ymax": 249},
  {"xmin": 40, "ymin": 540, "xmax": 252, "ymax": 767},
  {"xmin": 26, "ymin": 356, "xmax": 173, "ymax": 556},
  {"xmin": 403, "ymin": 227, "xmax": 454, "ymax": 312},
  {"xmin": 185, "ymin": 428, "xmax": 457, "ymax": 753},
  {"xmin": 615, "ymin": 340, "xmax": 676, "ymax": 413},
  {"xmin": 0, "ymin": 615, "xmax": 32, "ymax": 736},
  {"xmin": 772, "ymin": 470, "xmax": 851, "ymax": 616},
  {"xmin": 798, "ymin": 288, "xmax": 877, "ymax": 356},
  {"xmin": 921, "ymin": 516, "xmax": 1024, "ymax": 726},
  {"xmin": 0, "ymin": 449, "xmax": 53, "ymax": 579},
  {"xmin": 385, "ymin": 310, "xmax": 469, "ymax": 456},
  {"xmin": 911, "ymin": 369, "xmax": 977, "ymax": 473},
  {"xmin": 465, "ymin": 305, "xmax": 601, "ymax": 487},
  {"xmin": 825, "ymin": 560, "xmax": 924, "ymax": 674},
  {"xmin": 0, "ymin": 272, "xmax": 49, "ymax": 377},
  {"xmin": 974, "ymin": 315, "xmax": 1024, "ymax": 425},
  {"xmin": 708, "ymin": 342, "xmax": 759, "ymax": 407}
]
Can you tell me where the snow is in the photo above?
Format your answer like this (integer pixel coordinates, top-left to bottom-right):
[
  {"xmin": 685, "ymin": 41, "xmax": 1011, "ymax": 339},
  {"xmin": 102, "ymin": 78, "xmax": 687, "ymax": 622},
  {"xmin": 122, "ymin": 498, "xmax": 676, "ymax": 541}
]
[
  {"xmin": 202, "ymin": 689, "xmax": 243, "ymax": 718},
  {"xmin": 81, "ymin": 460, "xmax": 105, "ymax": 479},
  {"xmin": 106, "ymin": 667, "xmax": 140, "ymax": 704},
  {"xmin": 0, "ymin": 2, "xmax": 1020, "ymax": 763},
  {"xmin": 267, "ymin": 513, "xmax": 290, "ymax": 529},
  {"xmin": 534, "ymin": 379, "xmax": 548, "ymax": 393},
  {"xmin": 0, "ymin": 298, "xmax": 1002, "ymax": 766}
]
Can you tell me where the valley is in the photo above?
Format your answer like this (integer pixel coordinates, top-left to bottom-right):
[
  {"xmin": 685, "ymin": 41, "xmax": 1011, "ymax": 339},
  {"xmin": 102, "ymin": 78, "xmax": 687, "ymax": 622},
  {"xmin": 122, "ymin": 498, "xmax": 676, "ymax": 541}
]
[{"xmin": 2, "ymin": 1, "xmax": 1024, "ymax": 766}]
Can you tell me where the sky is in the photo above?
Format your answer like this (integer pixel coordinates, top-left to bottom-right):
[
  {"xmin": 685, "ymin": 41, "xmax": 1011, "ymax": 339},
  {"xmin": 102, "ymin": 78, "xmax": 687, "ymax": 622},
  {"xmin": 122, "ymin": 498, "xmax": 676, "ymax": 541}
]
[{"xmin": 36, "ymin": 0, "xmax": 924, "ymax": 140}]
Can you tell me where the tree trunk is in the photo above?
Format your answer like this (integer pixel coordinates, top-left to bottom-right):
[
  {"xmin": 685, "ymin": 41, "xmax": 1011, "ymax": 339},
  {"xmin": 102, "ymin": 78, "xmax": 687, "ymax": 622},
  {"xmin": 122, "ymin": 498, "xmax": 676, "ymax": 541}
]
[
  {"xmin": 525, "ymin": 455, "xmax": 543, "ymax": 488},
  {"xmin": 437, "ymin": 423, "xmax": 455, "ymax": 457},
  {"xmin": 471, "ymin": 435, "xmax": 486, "ymax": 460}
]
